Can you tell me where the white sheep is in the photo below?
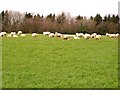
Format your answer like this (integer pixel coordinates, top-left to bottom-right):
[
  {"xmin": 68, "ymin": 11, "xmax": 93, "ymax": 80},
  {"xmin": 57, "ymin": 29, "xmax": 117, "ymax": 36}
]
[
  {"xmin": 7, "ymin": 34, "xmax": 12, "ymax": 37},
  {"xmin": 55, "ymin": 32, "xmax": 62, "ymax": 37},
  {"xmin": 17, "ymin": 31, "xmax": 22, "ymax": 35},
  {"xmin": 43, "ymin": 32, "xmax": 50, "ymax": 36},
  {"xmin": 0, "ymin": 33, "xmax": 2, "ymax": 37},
  {"xmin": 64, "ymin": 34, "xmax": 75, "ymax": 38},
  {"xmin": 49, "ymin": 33, "xmax": 55, "ymax": 37},
  {"xmin": 0, "ymin": 32, "xmax": 7, "ymax": 37},
  {"xmin": 0, "ymin": 33, "xmax": 3, "ymax": 37},
  {"xmin": 74, "ymin": 36, "xmax": 80, "ymax": 39},
  {"xmin": 91, "ymin": 33, "xmax": 97, "ymax": 38},
  {"xmin": 106, "ymin": 33, "xmax": 110, "ymax": 37},
  {"xmin": 10, "ymin": 32, "xmax": 16, "ymax": 36},
  {"xmin": 115, "ymin": 33, "xmax": 119, "ymax": 38},
  {"xmin": 95, "ymin": 35, "xmax": 101, "ymax": 40},
  {"xmin": 109, "ymin": 34, "xmax": 115, "ymax": 38},
  {"xmin": 32, "ymin": 33, "xmax": 38, "ymax": 37},
  {"xmin": 76, "ymin": 33, "xmax": 84, "ymax": 37},
  {"xmin": 83, "ymin": 34, "xmax": 91, "ymax": 39},
  {"xmin": 21, "ymin": 34, "xmax": 26, "ymax": 37},
  {"xmin": 61, "ymin": 34, "xmax": 70, "ymax": 40}
]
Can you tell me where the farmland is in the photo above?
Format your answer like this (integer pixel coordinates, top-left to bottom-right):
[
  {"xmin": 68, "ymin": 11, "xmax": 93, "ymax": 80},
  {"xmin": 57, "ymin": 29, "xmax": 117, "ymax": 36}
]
[{"xmin": 1, "ymin": 34, "xmax": 118, "ymax": 88}]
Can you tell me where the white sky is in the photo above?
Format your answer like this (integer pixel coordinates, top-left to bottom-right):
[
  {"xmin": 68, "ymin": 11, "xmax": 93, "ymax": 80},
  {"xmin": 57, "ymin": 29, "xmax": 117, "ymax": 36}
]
[{"xmin": 0, "ymin": 0, "xmax": 119, "ymax": 18}]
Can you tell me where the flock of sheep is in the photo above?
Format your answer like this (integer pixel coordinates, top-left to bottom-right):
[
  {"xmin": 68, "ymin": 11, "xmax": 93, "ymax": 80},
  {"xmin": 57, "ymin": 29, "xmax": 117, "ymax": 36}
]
[
  {"xmin": 0, "ymin": 31, "xmax": 26, "ymax": 37},
  {"xmin": 43, "ymin": 32, "xmax": 119, "ymax": 40},
  {"xmin": 0, "ymin": 31, "xmax": 119, "ymax": 40}
]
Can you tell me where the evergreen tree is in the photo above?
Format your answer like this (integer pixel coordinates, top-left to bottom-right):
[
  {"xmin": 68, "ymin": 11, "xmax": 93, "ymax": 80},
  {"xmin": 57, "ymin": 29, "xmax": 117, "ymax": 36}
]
[
  {"xmin": 107, "ymin": 14, "xmax": 111, "ymax": 22},
  {"xmin": 47, "ymin": 13, "xmax": 55, "ymax": 22},
  {"xmin": 76, "ymin": 15, "xmax": 83, "ymax": 20},
  {"xmin": 103, "ymin": 15, "xmax": 107, "ymax": 22},
  {"xmin": 1, "ymin": 11, "xmax": 5, "ymax": 21},
  {"xmin": 90, "ymin": 16, "xmax": 94, "ymax": 20},
  {"xmin": 37, "ymin": 13, "xmax": 40, "ymax": 18},
  {"xmin": 25, "ymin": 12, "xmax": 33, "ymax": 19},
  {"xmin": 47, "ymin": 13, "xmax": 52, "ymax": 19},
  {"xmin": 41, "ymin": 15, "xmax": 44, "ymax": 18},
  {"xmin": 56, "ymin": 12, "xmax": 66, "ymax": 24},
  {"xmin": 52, "ymin": 14, "xmax": 56, "ymax": 22},
  {"xmin": 111, "ymin": 14, "xmax": 116, "ymax": 23},
  {"xmin": 115, "ymin": 15, "xmax": 119, "ymax": 23},
  {"xmin": 94, "ymin": 14, "xmax": 102, "ymax": 25}
]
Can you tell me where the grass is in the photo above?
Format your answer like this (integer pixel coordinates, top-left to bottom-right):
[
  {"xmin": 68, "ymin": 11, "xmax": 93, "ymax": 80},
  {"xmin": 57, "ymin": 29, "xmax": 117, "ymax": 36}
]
[{"xmin": 1, "ymin": 34, "xmax": 118, "ymax": 88}]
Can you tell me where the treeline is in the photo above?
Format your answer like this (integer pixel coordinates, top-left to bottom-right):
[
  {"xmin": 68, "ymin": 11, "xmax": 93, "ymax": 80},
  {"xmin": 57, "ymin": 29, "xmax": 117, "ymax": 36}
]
[{"xmin": 0, "ymin": 10, "xmax": 120, "ymax": 34}]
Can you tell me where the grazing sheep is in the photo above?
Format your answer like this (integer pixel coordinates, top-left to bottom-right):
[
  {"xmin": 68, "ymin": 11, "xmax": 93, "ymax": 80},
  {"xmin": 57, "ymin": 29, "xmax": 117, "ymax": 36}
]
[
  {"xmin": 106, "ymin": 33, "xmax": 119, "ymax": 38},
  {"xmin": 0, "ymin": 32, "xmax": 7, "ymax": 37},
  {"xmin": 115, "ymin": 33, "xmax": 119, "ymax": 38},
  {"xmin": 49, "ymin": 33, "xmax": 55, "ymax": 37},
  {"xmin": 10, "ymin": 32, "xmax": 16, "ymax": 36},
  {"xmin": 3, "ymin": 32, "xmax": 7, "ymax": 36},
  {"xmin": 91, "ymin": 33, "xmax": 97, "ymax": 38},
  {"xmin": 32, "ymin": 33, "xmax": 38, "ymax": 37},
  {"xmin": 95, "ymin": 35, "xmax": 101, "ymax": 40},
  {"xmin": 74, "ymin": 36, "xmax": 80, "ymax": 39},
  {"xmin": 63, "ymin": 34, "xmax": 75, "ymax": 38},
  {"xmin": 76, "ymin": 33, "xmax": 84, "ymax": 37},
  {"xmin": 83, "ymin": 34, "xmax": 91, "ymax": 39},
  {"xmin": 43, "ymin": 32, "xmax": 50, "ymax": 36},
  {"xmin": 61, "ymin": 34, "xmax": 70, "ymax": 40},
  {"xmin": 0, "ymin": 33, "xmax": 3, "ymax": 37},
  {"xmin": 109, "ymin": 34, "xmax": 115, "ymax": 38},
  {"xmin": 7, "ymin": 34, "xmax": 12, "ymax": 37},
  {"xmin": 17, "ymin": 31, "xmax": 22, "ymax": 35},
  {"xmin": 21, "ymin": 34, "xmax": 26, "ymax": 37},
  {"xmin": 106, "ymin": 33, "xmax": 110, "ymax": 37},
  {"xmin": 55, "ymin": 32, "xmax": 62, "ymax": 37},
  {"xmin": 69, "ymin": 35, "xmax": 75, "ymax": 38}
]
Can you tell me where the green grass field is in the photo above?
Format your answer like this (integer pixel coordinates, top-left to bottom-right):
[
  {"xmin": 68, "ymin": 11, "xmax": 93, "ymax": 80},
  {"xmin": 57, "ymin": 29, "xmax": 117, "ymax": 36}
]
[{"xmin": 1, "ymin": 34, "xmax": 118, "ymax": 88}]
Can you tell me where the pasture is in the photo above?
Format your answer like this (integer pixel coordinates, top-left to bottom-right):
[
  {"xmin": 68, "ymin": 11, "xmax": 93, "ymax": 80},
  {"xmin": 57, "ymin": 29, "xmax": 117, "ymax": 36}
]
[{"xmin": 1, "ymin": 34, "xmax": 118, "ymax": 88}]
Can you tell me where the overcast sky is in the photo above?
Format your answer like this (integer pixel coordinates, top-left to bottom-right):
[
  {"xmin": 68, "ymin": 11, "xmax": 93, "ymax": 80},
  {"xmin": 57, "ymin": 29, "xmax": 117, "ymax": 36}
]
[{"xmin": 0, "ymin": 0, "xmax": 119, "ymax": 17}]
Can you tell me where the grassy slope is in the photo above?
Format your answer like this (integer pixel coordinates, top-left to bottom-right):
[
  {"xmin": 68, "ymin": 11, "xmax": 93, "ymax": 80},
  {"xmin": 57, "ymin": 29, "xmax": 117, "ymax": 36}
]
[{"xmin": 2, "ymin": 35, "xmax": 118, "ymax": 88}]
